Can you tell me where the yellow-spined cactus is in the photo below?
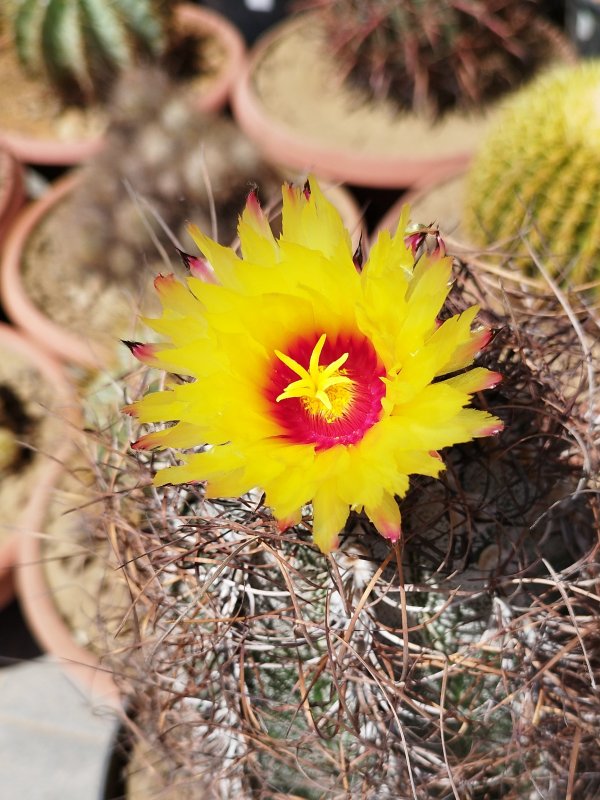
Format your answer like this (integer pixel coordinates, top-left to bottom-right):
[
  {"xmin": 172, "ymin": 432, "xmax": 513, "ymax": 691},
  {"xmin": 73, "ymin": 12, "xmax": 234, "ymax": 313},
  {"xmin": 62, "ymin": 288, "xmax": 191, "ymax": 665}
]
[{"xmin": 464, "ymin": 61, "xmax": 600, "ymax": 292}]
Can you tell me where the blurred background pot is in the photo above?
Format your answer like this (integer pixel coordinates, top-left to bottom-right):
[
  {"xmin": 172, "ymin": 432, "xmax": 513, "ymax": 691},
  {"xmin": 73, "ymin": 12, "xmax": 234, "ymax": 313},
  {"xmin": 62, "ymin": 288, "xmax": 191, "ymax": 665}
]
[
  {"xmin": 232, "ymin": 8, "xmax": 573, "ymax": 189},
  {"xmin": 16, "ymin": 448, "xmax": 123, "ymax": 711},
  {"xmin": 0, "ymin": 324, "xmax": 79, "ymax": 613},
  {"xmin": 0, "ymin": 3, "xmax": 245, "ymax": 166},
  {"xmin": 0, "ymin": 146, "xmax": 25, "ymax": 246}
]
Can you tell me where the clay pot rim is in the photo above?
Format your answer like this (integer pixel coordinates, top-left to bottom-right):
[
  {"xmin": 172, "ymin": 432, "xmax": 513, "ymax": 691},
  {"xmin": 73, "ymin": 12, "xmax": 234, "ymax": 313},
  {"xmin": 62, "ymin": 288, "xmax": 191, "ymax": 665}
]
[
  {"xmin": 0, "ymin": 3, "xmax": 246, "ymax": 166},
  {"xmin": 0, "ymin": 322, "xmax": 80, "ymax": 612},
  {"xmin": 0, "ymin": 325, "xmax": 118, "ymax": 708},
  {"xmin": 0, "ymin": 147, "xmax": 25, "ymax": 241},
  {"xmin": 373, "ymin": 164, "xmax": 470, "ymax": 239},
  {"xmin": 0, "ymin": 171, "xmax": 110, "ymax": 370},
  {"xmin": 16, "ymin": 445, "xmax": 122, "ymax": 711},
  {"xmin": 177, "ymin": 2, "xmax": 246, "ymax": 115}
]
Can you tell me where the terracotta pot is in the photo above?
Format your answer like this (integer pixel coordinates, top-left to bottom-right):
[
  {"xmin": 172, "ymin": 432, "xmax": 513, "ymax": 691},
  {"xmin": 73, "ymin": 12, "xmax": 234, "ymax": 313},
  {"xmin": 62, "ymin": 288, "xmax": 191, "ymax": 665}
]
[
  {"xmin": 0, "ymin": 4, "xmax": 245, "ymax": 166},
  {"xmin": 231, "ymin": 16, "xmax": 475, "ymax": 189},
  {"xmin": 0, "ymin": 323, "xmax": 79, "ymax": 613},
  {"xmin": 232, "ymin": 15, "xmax": 574, "ymax": 190},
  {"xmin": 0, "ymin": 147, "xmax": 25, "ymax": 246},
  {"xmin": 0, "ymin": 172, "xmax": 113, "ymax": 370},
  {"xmin": 16, "ymin": 448, "xmax": 122, "ymax": 711},
  {"xmin": 1, "ymin": 172, "xmax": 365, "ymax": 370},
  {"xmin": 177, "ymin": 3, "xmax": 246, "ymax": 115}
]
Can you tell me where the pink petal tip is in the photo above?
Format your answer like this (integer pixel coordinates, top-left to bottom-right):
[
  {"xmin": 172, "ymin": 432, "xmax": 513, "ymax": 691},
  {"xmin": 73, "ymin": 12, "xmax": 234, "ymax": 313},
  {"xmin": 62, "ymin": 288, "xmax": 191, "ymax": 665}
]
[
  {"xmin": 277, "ymin": 516, "xmax": 296, "ymax": 533},
  {"xmin": 177, "ymin": 249, "xmax": 216, "ymax": 282},
  {"xmin": 477, "ymin": 420, "xmax": 505, "ymax": 437},
  {"xmin": 245, "ymin": 187, "xmax": 262, "ymax": 215},
  {"xmin": 122, "ymin": 340, "xmax": 158, "ymax": 364},
  {"xmin": 483, "ymin": 371, "xmax": 503, "ymax": 390},
  {"xmin": 380, "ymin": 525, "xmax": 402, "ymax": 543},
  {"xmin": 154, "ymin": 273, "xmax": 177, "ymax": 292}
]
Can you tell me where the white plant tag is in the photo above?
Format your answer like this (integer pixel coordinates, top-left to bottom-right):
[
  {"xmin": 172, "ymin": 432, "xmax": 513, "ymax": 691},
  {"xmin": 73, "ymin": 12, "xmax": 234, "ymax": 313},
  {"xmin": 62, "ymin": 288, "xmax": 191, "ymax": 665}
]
[{"xmin": 245, "ymin": 0, "xmax": 275, "ymax": 10}]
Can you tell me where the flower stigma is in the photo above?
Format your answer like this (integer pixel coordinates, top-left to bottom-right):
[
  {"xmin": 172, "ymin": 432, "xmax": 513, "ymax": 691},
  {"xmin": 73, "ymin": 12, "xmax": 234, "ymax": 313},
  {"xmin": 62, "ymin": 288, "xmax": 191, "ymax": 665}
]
[{"xmin": 275, "ymin": 334, "xmax": 355, "ymax": 421}]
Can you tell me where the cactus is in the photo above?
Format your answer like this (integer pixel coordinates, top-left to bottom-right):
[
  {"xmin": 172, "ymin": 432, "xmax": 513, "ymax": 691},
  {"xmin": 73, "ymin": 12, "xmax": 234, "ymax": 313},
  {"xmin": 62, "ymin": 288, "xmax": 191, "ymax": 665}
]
[
  {"xmin": 94, "ymin": 244, "xmax": 599, "ymax": 797},
  {"xmin": 13, "ymin": 0, "xmax": 170, "ymax": 103},
  {"xmin": 300, "ymin": 0, "xmax": 561, "ymax": 118},
  {"xmin": 63, "ymin": 68, "xmax": 280, "ymax": 286},
  {"xmin": 463, "ymin": 62, "xmax": 600, "ymax": 293}
]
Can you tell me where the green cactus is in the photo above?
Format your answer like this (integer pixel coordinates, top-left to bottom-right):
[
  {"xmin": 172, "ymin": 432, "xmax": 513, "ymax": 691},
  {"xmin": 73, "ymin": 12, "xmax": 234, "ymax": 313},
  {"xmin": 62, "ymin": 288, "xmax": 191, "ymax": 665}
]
[
  {"xmin": 463, "ymin": 62, "xmax": 600, "ymax": 293},
  {"xmin": 300, "ymin": 0, "xmax": 560, "ymax": 118},
  {"xmin": 13, "ymin": 0, "xmax": 170, "ymax": 103}
]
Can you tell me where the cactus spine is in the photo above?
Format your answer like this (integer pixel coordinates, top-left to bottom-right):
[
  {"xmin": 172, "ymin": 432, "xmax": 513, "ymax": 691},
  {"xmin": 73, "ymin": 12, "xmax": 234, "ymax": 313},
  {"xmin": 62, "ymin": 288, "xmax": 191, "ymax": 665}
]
[
  {"xmin": 13, "ymin": 0, "xmax": 170, "ymax": 103},
  {"xmin": 463, "ymin": 62, "xmax": 600, "ymax": 292},
  {"xmin": 302, "ymin": 0, "xmax": 557, "ymax": 118}
]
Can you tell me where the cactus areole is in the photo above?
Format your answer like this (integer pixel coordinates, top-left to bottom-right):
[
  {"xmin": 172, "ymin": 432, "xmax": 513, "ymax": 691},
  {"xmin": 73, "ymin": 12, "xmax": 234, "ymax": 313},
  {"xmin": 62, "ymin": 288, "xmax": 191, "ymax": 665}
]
[{"xmin": 126, "ymin": 178, "xmax": 503, "ymax": 553}]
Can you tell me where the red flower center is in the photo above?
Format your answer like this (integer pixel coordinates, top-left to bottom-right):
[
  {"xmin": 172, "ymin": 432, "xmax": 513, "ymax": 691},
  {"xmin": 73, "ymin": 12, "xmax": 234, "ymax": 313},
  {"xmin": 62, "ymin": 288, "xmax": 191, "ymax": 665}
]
[{"xmin": 266, "ymin": 331, "xmax": 386, "ymax": 450}]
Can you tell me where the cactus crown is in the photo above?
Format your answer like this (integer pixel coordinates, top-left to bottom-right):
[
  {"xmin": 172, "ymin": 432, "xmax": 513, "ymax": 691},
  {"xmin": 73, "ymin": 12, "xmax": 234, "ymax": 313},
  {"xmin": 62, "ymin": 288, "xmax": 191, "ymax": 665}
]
[
  {"xmin": 13, "ymin": 0, "xmax": 170, "ymax": 103},
  {"xmin": 301, "ymin": 0, "xmax": 558, "ymax": 118},
  {"xmin": 464, "ymin": 61, "xmax": 600, "ymax": 294}
]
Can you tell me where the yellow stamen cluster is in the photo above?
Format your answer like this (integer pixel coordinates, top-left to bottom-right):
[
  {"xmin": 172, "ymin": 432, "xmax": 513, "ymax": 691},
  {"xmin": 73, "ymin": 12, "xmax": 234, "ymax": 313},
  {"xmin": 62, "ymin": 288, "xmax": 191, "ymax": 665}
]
[{"xmin": 275, "ymin": 334, "xmax": 354, "ymax": 421}]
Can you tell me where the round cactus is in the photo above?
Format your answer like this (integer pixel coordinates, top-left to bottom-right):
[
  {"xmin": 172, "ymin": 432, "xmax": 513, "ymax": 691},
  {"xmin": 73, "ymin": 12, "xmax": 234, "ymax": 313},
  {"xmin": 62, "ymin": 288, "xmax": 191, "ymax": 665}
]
[
  {"xmin": 300, "ymin": 0, "xmax": 561, "ymax": 118},
  {"xmin": 464, "ymin": 61, "xmax": 600, "ymax": 293},
  {"xmin": 94, "ymin": 248, "xmax": 599, "ymax": 798},
  {"xmin": 13, "ymin": 0, "xmax": 170, "ymax": 103}
]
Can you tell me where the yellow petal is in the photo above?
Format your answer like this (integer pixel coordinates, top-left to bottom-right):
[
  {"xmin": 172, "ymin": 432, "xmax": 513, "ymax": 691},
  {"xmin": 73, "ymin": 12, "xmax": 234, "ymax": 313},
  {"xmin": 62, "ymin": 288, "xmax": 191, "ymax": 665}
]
[
  {"xmin": 132, "ymin": 421, "xmax": 206, "ymax": 451},
  {"xmin": 365, "ymin": 491, "xmax": 402, "ymax": 542},
  {"xmin": 281, "ymin": 178, "xmax": 353, "ymax": 263},
  {"xmin": 238, "ymin": 189, "xmax": 279, "ymax": 266},
  {"xmin": 127, "ymin": 388, "xmax": 186, "ymax": 423},
  {"xmin": 312, "ymin": 485, "xmax": 350, "ymax": 554},
  {"xmin": 187, "ymin": 224, "xmax": 243, "ymax": 288}
]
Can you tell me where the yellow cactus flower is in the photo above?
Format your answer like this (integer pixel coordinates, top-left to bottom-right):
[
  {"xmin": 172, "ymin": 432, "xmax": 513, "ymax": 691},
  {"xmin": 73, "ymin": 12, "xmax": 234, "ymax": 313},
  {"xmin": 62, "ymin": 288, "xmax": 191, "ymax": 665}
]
[{"xmin": 126, "ymin": 179, "xmax": 502, "ymax": 553}]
